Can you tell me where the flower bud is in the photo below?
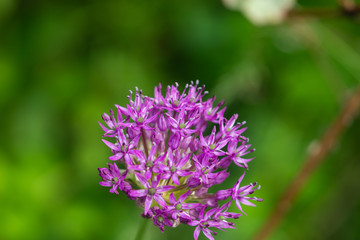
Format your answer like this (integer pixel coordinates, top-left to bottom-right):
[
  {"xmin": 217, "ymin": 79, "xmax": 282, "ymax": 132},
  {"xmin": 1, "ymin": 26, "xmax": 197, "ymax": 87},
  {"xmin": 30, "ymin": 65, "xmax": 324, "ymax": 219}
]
[
  {"xmin": 169, "ymin": 132, "xmax": 181, "ymax": 149},
  {"xmin": 187, "ymin": 177, "xmax": 201, "ymax": 188}
]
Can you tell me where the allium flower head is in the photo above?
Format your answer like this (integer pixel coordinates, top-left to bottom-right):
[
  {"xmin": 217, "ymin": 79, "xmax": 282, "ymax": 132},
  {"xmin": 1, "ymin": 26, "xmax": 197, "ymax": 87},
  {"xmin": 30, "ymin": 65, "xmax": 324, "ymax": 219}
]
[{"xmin": 98, "ymin": 81, "xmax": 262, "ymax": 240}]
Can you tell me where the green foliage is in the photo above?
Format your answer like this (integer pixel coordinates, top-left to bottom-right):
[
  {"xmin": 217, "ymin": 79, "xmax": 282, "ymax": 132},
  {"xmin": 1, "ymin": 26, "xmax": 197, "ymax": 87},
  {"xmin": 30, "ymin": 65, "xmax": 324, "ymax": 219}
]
[{"xmin": 0, "ymin": 0, "xmax": 359, "ymax": 239}]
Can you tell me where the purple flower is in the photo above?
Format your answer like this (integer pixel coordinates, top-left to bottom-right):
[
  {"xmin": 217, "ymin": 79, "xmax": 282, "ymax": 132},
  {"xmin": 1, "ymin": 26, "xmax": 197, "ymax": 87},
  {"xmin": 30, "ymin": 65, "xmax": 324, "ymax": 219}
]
[
  {"xmin": 98, "ymin": 81, "xmax": 261, "ymax": 240},
  {"xmin": 99, "ymin": 109, "xmax": 124, "ymax": 138},
  {"xmin": 119, "ymin": 89, "xmax": 159, "ymax": 131},
  {"xmin": 168, "ymin": 190, "xmax": 201, "ymax": 221},
  {"xmin": 188, "ymin": 207, "xmax": 218, "ymax": 240},
  {"xmin": 129, "ymin": 173, "xmax": 174, "ymax": 215},
  {"xmin": 216, "ymin": 172, "xmax": 262, "ymax": 214},
  {"xmin": 226, "ymin": 139, "xmax": 255, "ymax": 169},
  {"xmin": 218, "ymin": 114, "xmax": 247, "ymax": 140},
  {"xmin": 151, "ymin": 207, "xmax": 174, "ymax": 232},
  {"xmin": 159, "ymin": 151, "xmax": 192, "ymax": 185},
  {"xmin": 231, "ymin": 174, "xmax": 263, "ymax": 214},
  {"xmin": 127, "ymin": 145, "xmax": 164, "ymax": 180},
  {"xmin": 167, "ymin": 109, "xmax": 198, "ymax": 137},
  {"xmin": 212, "ymin": 202, "xmax": 242, "ymax": 229},
  {"xmin": 200, "ymin": 126, "xmax": 228, "ymax": 157},
  {"xmin": 102, "ymin": 132, "xmax": 141, "ymax": 164},
  {"xmin": 192, "ymin": 157, "xmax": 214, "ymax": 187},
  {"xmin": 98, "ymin": 162, "xmax": 129, "ymax": 194}
]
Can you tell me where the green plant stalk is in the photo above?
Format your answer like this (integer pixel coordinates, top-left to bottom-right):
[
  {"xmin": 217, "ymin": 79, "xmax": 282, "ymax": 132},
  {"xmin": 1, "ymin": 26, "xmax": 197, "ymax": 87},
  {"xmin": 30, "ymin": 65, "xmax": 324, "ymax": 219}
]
[{"xmin": 134, "ymin": 218, "xmax": 148, "ymax": 240}]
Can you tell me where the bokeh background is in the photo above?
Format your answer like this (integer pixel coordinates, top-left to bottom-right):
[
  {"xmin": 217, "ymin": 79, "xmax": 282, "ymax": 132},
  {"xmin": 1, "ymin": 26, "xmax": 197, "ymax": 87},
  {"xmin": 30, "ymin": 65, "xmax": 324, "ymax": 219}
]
[{"xmin": 1, "ymin": 0, "xmax": 360, "ymax": 239}]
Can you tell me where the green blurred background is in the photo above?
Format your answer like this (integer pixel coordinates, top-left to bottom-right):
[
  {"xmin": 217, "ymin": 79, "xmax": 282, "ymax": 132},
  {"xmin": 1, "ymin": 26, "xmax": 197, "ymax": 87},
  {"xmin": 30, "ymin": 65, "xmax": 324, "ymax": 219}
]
[{"xmin": 1, "ymin": 0, "xmax": 360, "ymax": 239}]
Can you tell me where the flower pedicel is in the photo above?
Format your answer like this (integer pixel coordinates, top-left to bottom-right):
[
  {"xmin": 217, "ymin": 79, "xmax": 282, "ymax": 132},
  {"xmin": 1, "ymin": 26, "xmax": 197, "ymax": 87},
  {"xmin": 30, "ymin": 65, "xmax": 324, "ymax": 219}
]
[{"xmin": 98, "ymin": 81, "xmax": 262, "ymax": 240}]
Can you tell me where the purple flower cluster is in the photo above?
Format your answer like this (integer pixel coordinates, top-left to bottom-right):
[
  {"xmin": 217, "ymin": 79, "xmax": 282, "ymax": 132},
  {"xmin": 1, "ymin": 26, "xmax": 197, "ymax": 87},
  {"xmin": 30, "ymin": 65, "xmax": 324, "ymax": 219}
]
[{"xmin": 98, "ymin": 82, "xmax": 262, "ymax": 240}]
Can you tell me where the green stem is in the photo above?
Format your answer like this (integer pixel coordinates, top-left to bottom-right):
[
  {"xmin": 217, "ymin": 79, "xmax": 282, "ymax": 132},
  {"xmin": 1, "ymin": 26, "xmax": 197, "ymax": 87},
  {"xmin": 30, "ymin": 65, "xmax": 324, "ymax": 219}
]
[
  {"xmin": 285, "ymin": 4, "xmax": 360, "ymax": 20},
  {"xmin": 134, "ymin": 218, "xmax": 148, "ymax": 240},
  {"xmin": 168, "ymin": 184, "xmax": 188, "ymax": 192}
]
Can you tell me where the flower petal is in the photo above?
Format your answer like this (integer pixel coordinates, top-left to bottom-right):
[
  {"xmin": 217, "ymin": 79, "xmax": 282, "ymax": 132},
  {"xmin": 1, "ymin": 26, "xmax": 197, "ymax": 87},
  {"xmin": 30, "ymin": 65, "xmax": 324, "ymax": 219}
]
[
  {"xmin": 99, "ymin": 181, "xmax": 112, "ymax": 187},
  {"xmin": 154, "ymin": 194, "xmax": 167, "ymax": 208},
  {"xmin": 194, "ymin": 226, "xmax": 201, "ymax": 240},
  {"xmin": 158, "ymin": 185, "xmax": 175, "ymax": 192},
  {"xmin": 102, "ymin": 139, "xmax": 118, "ymax": 151},
  {"xmin": 135, "ymin": 172, "xmax": 149, "ymax": 187},
  {"xmin": 128, "ymin": 189, "xmax": 147, "ymax": 198},
  {"xmin": 234, "ymin": 172, "xmax": 246, "ymax": 190},
  {"xmin": 144, "ymin": 195, "xmax": 153, "ymax": 215},
  {"xmin": 172, "ymin": 174, "xmax": 180, "ymax": 185},
  {"xmin": 188, "ymin": 220, "xmax": 199, "ymax": 226},
  {"xmin": 169, "ymin": 193, "xmax": 176, "ymax": 204},
  {"xmin": 203, "ymin": 228, "xmax": 215, "ymax": 240},
  {"xmin": 179, "ymin": 190, "xmax": 192, "ymax": 202}
]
